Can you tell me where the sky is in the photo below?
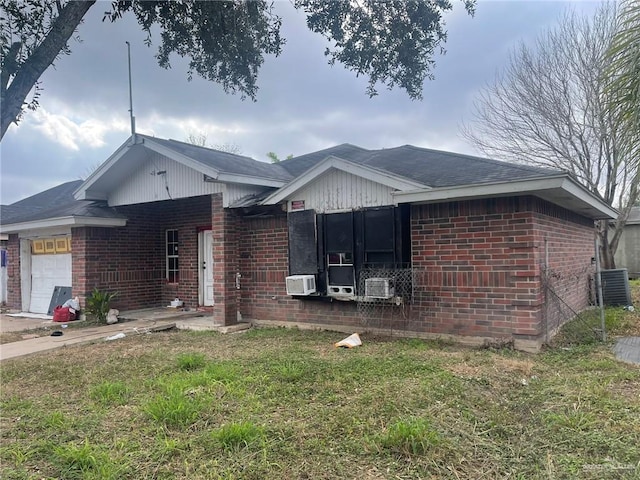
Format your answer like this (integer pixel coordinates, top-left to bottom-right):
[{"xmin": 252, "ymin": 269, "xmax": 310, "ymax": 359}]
[{"xmin": 0, "ymin": 0, "xmax": 601, "ymax": 205}]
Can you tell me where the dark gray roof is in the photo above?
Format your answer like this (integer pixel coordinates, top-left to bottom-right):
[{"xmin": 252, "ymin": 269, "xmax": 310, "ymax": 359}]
[
  {"xmin": 277, "ymin": 143, "xmax": 371, "ymax": 177},
  {"xmin": 278, "ymin": 144, "xmax": 560, "ymax": 187},
  {"xmin": 141, "ymin": 135, "xmax": 292, "ymax": 182},
  {"xmin": 1, "ymin": 180, "xmax": 125, "ymax": 226},
  {"xmin": 627, "ymin": 206, "xmax": 640, "ymax": 225}
]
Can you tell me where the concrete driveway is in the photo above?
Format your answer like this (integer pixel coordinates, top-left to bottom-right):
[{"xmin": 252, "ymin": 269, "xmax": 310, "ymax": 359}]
[{"xmin": 0, "ymin": 313, "xmax": 53, "ymax": 333}]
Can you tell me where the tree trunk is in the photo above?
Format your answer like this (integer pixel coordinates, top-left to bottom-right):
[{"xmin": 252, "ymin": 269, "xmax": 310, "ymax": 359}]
[
  {"xmin": 0, "ymin": 0, "xmax": 96, "ymax": 140},
  {"xmin": 598, "ymin": 221, "xmax": 617, "ymax": 270}
]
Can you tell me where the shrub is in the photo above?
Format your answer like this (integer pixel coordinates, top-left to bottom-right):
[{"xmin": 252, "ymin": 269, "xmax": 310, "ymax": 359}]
[{"xmin": 85, "ymin": 288, "xmax": 118, "ymax": 324}]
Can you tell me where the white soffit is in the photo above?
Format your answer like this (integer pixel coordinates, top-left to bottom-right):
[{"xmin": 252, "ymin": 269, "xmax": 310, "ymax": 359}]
[
  {"xmin": 393, "ymin": 175, "xmax": 617, "ymax": 220},
  {"xmin": 261, "ymin": 155, "xmax": 429, "ymax": 205}
]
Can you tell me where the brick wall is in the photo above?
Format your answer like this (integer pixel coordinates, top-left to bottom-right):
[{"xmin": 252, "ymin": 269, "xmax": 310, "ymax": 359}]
[
  {"xmin": 532, "ymin": 201, "xmax": 595, "ymax": 338},
  {"xmin": 235, "ymin": 196, "xmax": 595, "ymax": 350},
  {"xmin": 6, "ymin": 234, "xmax": 20, "ymax": 308},
  {"xmin": 211, "ymin": 194, "xmax": 240, "ymax": 325},
  {"xmin": 411, "ymin": 197, "xmax": 546, "ymax": 345}
]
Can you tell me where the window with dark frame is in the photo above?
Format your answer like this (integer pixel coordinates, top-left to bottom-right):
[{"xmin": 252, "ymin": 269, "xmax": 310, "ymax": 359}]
[
  {"xmin": 166, "ymin": 229, "xmax": 179, "ymax": 283},
  {"xmin": 287, "ymin": 205, "xmax": 410, "ymax": 297}
]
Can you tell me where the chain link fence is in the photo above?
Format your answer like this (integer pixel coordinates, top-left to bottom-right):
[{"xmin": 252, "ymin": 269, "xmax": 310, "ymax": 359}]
[
  {"xmin": 541, "ymin": 265, "xmax": 604, "ymax": 346},
  {"xmin": 356, "ymin": 266, "xmax": 415, "ymax": 332}
]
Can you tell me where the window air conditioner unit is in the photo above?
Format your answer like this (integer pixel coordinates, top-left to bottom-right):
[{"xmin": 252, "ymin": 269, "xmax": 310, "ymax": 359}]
[
  {"xmin": 286, "ymin": 275, "xmax": 316, "ymax": 296},
  {"xmin": 365, "ymin": 278, "xmax": 394, "ymax": 299}
]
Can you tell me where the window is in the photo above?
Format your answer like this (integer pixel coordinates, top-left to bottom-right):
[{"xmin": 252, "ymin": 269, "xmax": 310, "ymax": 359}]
[
  {"xmin": 288, "ymin": 205, "xmax": 410, "ymax": 297},
  {"xmin": 166, "ymin": 229, "xmax": 179, "ymax": 283}
]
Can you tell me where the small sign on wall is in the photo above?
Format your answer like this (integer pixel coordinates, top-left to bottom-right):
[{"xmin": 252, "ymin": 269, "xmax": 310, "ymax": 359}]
[{"xmin": 290, "ymin": 200, "xmax": 305, "ymax": 211}]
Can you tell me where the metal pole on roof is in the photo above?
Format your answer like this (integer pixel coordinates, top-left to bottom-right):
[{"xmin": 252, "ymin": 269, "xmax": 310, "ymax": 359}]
[{"xmin": 126, "ymin": 41, "xmax": 136, "ymax": 137}]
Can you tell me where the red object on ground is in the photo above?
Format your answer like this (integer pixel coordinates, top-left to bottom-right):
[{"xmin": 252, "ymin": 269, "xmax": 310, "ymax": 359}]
[{"xmin": 53, "ymin": 306, "xmax": 76, "ymax": 322}]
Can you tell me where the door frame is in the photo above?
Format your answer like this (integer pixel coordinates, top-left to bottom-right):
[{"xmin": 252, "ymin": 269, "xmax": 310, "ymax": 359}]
[{"xmin": 198, "ymin": 230, "xmax": 215, "ymax": 306}]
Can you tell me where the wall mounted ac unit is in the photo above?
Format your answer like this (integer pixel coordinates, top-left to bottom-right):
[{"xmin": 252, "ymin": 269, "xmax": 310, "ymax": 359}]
[
  {"xmin": 286, "ymin": 275, "xmax": 316, "ymax": 296},
  {"xmin": 365, "ymin": 278, "xmax": 394, "ymax": 299}
]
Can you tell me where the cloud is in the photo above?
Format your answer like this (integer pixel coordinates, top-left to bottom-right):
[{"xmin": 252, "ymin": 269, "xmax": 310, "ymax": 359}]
[{"xmin": 26, "ymin": 107, "xmax": 129, "ymax": 151}]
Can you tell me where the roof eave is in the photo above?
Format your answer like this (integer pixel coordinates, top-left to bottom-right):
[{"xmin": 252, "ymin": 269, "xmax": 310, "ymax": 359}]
[
  {"xmin": 393, "ymin": 175, "xmax": 617, "ymax": 220},
  {"xmin": 0, "ymin": 216, "xmax": 127, "ymax": 234}
]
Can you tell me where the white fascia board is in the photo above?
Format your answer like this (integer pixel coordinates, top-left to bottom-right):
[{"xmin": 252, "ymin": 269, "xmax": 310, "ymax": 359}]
[
  {"xmin": 261, "ymin": 155, "xmax": 428, "ymax": 205},
  {"xmin": 394, "ymin": 176, "xmax": 567, "ymax": 203},
  {"xmin": 1, "ymin": 216, "xmax": 127, "ymax": 234},
  {"xmin": 74, "ymin": 136, "xmax": 134, "ymax": 200},
  {"xmin": 145, "ymin": 138, "xmax": 284, "ymax": 187},
  {"xmin": 394, "ymin": 175, "xmax": 617, "ymax": 219},
  {"xmin": 217, "ymin": 172, "xmax": 286, "ymax": 188}
]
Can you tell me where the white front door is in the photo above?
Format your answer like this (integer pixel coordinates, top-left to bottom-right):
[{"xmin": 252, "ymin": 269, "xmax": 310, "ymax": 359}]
[
  {"xmin": 30, "ymin": 253, "xmax": 72, "ymax": 314},
  {"xmin": 199, "ymin": 230, "xmax": 215, "ymax": 306}
]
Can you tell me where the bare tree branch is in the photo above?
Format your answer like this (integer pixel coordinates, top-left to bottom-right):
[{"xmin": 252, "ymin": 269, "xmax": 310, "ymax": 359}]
[{"xmin": 462, "ymin": 3, "xmax": 639, "ymax": 268}]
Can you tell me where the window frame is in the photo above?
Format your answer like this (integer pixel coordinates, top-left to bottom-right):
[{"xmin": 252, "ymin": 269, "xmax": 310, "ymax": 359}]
[{"xmin": 166, "ymin": 229, "xmax": 179, "ymax": 284}]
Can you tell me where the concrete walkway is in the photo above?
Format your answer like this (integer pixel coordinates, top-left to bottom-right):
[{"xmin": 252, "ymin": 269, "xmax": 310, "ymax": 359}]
[
  {"xmin": 0, "ymin": 308, "xmax": 250, "ymax": 362},
  {"xmin": 0, "ymin": 318, "xmax": 177, "ymax": 362},
  {"xmin": 613, "ymin": 337, "xmax": 640, "ymax": 365}
]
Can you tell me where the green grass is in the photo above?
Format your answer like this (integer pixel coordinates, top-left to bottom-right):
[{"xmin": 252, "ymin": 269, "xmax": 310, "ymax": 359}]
[
  {"xmin": 175, "ymin": 352, "xmax": 207, "ymax": 371},
  {"xmin": 212, "ymin": 421, "xmax": 266, "ymax": 450},
  {"xmin": 1, "ymin": 305, "xmax": 639, "ymax": 479},
  {"xmin": 90, "ymin": 381, "xmax": 131, "ymax": 406},
  {"xmin": 376, "ymin": 417, "xmax": 443, "ymax": 455},
  {"xmin": 52, "ymin": 439, "xmax": 129, "ymax": 480},
  {"xmin": 143, "ymin": 385, "xmax": 205, "ymax": 428}
]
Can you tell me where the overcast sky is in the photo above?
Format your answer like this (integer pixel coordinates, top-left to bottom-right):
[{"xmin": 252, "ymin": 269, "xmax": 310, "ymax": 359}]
[{"xmin": 0, "ymin": 0, "xmax": 601, "ymax": 205}]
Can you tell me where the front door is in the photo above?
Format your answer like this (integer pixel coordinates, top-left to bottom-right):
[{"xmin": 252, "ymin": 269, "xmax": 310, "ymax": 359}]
[{"xmin": 199, "ymin": 230, "xmax": 214, "ymax": 306}]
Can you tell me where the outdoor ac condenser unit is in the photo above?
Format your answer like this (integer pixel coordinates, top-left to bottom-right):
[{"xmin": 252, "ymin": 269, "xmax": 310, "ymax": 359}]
[
  {"xmin": 285, "ymin": 275, "xmax": 316, "ymax": 296},
  {"xmin": 365, "ymin": 278, "xmax": 394, "ymax": 299}
]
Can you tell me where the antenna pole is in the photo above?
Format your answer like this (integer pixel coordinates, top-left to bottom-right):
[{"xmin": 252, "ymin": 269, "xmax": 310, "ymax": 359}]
[{"xmin": 126, "ymin": 41, "xmax": 136, "ymax": 136}]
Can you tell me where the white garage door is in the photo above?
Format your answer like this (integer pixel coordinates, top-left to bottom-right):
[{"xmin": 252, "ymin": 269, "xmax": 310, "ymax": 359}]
[{"xmin": 30, "ymin": 254, "xmax": 72, "ymax": 314}]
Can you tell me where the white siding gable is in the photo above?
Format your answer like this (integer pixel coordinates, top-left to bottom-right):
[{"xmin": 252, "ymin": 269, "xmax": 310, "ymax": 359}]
[
  {"xmin": 108, "ymin": 152, "xmax": 266, "ymax": 207},
  {"xmin": 288, "ymin": 168, "xmax": 396, "ymax": 213}
]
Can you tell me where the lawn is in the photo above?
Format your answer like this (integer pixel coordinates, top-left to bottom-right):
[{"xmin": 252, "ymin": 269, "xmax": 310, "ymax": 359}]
[{"xmin": 1, "ymin": 286, "xmax": 639, "ymax": 479}]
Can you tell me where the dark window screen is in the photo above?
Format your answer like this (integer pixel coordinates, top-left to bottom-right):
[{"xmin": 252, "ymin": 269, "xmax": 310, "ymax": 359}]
[
  {"xmin": 288, "ymin": 210, "xmax": 318, "ymax": 275},
  {"xmin": 325, "ymin": 212, "xmax": 354, "ymax": 253},
  {"xmin": 364, "ymin": 208, "xmax": 394, "ymax": 252}
]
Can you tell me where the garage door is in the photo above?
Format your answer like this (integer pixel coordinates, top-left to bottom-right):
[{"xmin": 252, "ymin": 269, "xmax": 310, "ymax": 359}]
[{"xmin": 30, "ymin": 253, "xmax": 72, "ymax": 314}]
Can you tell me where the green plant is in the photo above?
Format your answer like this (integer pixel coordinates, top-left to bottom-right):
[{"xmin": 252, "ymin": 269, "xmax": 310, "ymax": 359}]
[
  {"xmin": 213, "ymin": 421, "xmax": 266, "ymax": 450},
  {"xmin": 377, "ymin": 417, "xmax": 442, "ymax": 456},
  {"xmin": 143, "ymin": 387, "xmax": 203, "ymax": 428},
  {"xmin": 176, "ymin": 352, "xmax": 206, "ymax": 371},
  {"xmin": 85, "ymin": 288, "xmax": 118, "ymax": 324},
  {"xmin": 90, "ymin": 381, "xmax": 130, "ymax": 406},
  {"xmin": 53, "ymin": 439, "xmax": 127, "ymax": 479}
]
